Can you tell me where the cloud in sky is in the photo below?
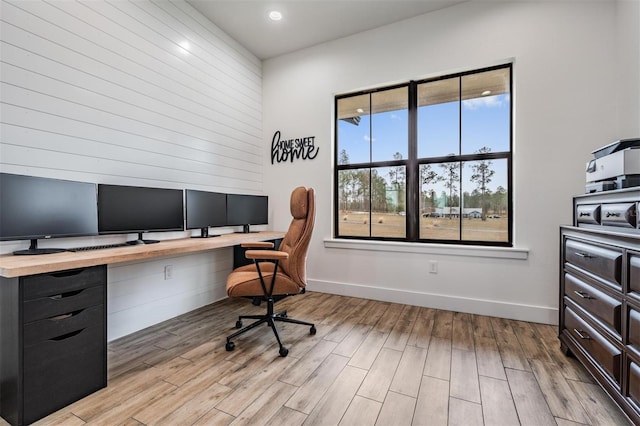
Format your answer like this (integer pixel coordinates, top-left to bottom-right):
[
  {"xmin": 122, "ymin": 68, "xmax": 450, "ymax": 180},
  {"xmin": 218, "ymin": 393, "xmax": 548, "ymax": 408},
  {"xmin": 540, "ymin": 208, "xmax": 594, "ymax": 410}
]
[
  {"xmin": 364, "ymin": 135, "xmax": 376, "ymax": 142},
  {"xmin": 463, "ymin": 94, "xmax": 509, "ymax": 110}
]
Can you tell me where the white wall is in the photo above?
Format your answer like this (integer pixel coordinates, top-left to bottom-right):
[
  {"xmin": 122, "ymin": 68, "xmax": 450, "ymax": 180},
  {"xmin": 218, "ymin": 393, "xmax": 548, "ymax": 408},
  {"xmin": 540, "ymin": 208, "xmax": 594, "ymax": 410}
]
[
  {"xmin": 616, "ymin": 0, "xmax": 640, "ymax": 137},
  {"xmin": 262, "ymin": 1, "xmax": 638, "ymax": 324},
  {"xmin": 0, "ymin": 0, "xmax": 264, "ymax": 340}
]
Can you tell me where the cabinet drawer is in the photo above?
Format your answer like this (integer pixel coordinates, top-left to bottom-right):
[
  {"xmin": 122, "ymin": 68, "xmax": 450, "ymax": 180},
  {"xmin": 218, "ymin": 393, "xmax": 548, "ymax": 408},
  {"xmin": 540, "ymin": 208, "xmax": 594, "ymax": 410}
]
[
  {"xmin": 631, "ymin": 255, "xmax": 640, "ymax": 295},
  {"xmin": 628, "ymin": 361, "xmax": 640, "ymax": 408},
  {"xmin": 564, "ymin": 274, "xmax": 621, "ymax": 335},
  {"xmin": 565, "ymin": 239, "xmax": 622, "ymax": 286},
  {"xmin": 577, "ymin": 204, "xmax": 601, "ymax": 225},
  {"xmin": 629, "ymin": 308, "xmax": 640, "ymax": 351},
  {"xmin": 23, "ymin": 322, "xmax": 105, "ymax": 425},
  {"xmin": 22, "ymin": 266, "xmax": 106, "ymax": 301},
  {"xmin": 565, "ymin": 307, "xmax": 621, "ymax": 383},
  {"xmin": 601, "ymin": 203, "xmax": 637, "ymax": 228},
  {"xmin": 23, "ymin": 304, "xmax": 104, "ymax": 347},
  {"xmin": 23, "ymin": 284, "xmax": 104, "ymax": 323}
]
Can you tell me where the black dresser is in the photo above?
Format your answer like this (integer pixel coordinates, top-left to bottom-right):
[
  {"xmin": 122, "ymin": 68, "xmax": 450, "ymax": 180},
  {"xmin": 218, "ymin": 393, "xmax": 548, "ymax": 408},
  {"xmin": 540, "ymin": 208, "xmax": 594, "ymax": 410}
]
[
  {"xmin": 560, "ymin": 187, "xmax": 640, "ymax": 424},
  {"xmin": 0, "ymin": 265, "xmax": 107, "ymax": 426}
]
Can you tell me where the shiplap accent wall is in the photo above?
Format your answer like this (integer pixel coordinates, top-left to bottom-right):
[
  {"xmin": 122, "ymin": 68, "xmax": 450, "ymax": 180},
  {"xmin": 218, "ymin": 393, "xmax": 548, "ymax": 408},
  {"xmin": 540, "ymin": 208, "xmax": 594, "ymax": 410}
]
[{"xmin": 0, "ymin": 0, "xmax": 264, "ymax": 340}]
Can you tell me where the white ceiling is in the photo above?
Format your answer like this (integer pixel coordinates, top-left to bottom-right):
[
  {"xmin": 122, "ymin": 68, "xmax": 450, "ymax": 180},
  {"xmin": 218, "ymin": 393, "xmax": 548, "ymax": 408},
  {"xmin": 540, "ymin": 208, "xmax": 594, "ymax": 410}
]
[{"xmin": 187, "ymin": 0, "xmax": 466, "ymax": 60}]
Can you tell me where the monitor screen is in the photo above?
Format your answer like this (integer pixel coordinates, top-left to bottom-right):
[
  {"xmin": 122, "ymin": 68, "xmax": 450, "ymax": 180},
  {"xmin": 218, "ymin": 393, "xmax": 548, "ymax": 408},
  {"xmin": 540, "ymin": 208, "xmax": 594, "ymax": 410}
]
[
  {"xmin": 98, "ymin": 184, "xmax": 184, "ymax": 241},
  {"xmin": 185, "ymin": 189, "xmax": 226, "ymax": 238},
  {"xmin": 0, "ymin": 173, "xmax": 98, "ymax": 253},
  {"xmin": 226, "ymin": 194, "xmax": 268, "ymax": 233}
]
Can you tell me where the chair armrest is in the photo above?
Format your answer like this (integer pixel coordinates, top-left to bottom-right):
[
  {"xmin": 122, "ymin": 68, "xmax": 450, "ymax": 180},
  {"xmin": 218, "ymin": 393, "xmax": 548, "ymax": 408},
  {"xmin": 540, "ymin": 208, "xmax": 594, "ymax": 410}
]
[
  {"xmin": 241, "ymin": 242, "xmax": 275, "ymax": 249},
  {"xmin": 245, "ymin": 250, "xmax": 288, "ymax": 261}
]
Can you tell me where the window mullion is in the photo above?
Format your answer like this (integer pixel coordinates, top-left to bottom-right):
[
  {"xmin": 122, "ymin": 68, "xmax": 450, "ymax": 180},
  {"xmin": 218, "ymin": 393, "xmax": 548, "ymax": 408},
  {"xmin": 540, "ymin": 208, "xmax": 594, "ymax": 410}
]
[
  {"xmin": 407, "ymin": 81, "xmax": 418, "ymax": 241},
  {"xmin": 458, "ymin": 77, "xmax": 463, "ymax": 241},
  {"xmin": 368, "ymin": 95, "xmax": 373, "ymax": 237}
]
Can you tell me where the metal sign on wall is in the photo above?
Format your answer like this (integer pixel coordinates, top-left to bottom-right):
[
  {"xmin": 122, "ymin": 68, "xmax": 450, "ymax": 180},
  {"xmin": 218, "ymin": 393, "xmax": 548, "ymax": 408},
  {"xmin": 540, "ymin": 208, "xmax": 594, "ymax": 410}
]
[{"xmin": 271, "ymin": 131, "xmax": 319, "ymax": 164}]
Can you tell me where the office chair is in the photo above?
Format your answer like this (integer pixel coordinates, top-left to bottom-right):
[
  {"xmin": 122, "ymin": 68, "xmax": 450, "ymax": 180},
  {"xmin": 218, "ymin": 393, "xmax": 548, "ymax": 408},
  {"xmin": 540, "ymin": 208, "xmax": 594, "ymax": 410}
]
[{"xmin": 225, "ymin": 187, "xmax": 316, "ymax": 357}]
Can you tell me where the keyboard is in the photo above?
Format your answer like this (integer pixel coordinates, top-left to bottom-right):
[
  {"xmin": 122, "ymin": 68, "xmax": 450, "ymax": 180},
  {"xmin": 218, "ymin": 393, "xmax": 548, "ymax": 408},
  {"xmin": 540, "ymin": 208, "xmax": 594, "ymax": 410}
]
[{"xmin": 68, "ymin": 243, "xmax": 129, "ymax": 252}]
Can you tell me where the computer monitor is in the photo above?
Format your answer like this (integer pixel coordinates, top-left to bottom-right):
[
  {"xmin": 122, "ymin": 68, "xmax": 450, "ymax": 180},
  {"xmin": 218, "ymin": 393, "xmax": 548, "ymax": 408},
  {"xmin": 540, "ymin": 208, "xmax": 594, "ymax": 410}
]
[
  {"xmin": 0, "ymin": 173, "xmax": 99, "ymax": 255},
  {"xmin": 97, "ymin": 184, "xmax": 184, "ymax": 245},
  {"xmin": 185, "ymin": 189, "xmax": 226, "ymax": 238},
  {"xmin": 226, "ymin": 194, "xmax": 268, "ymax": 233}
]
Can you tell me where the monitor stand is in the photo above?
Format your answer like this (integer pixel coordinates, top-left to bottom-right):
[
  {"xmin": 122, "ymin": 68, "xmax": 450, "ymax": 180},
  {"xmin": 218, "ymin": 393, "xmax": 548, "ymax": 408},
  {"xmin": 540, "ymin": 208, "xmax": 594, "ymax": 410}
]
[
  {"xmin": 191, "ymin": 228, "xmax": 220, "ymax": 238},
  {"xmin": 13, "ymin": 239, "xmax": 66, "ymax": 256},
  {"xmin": 235, "ymin": 224, "xmax": 259, "ymax": 234},
  {"xmin": 126, "ymin": 232, "xmax": 159, "ymax": 245}
]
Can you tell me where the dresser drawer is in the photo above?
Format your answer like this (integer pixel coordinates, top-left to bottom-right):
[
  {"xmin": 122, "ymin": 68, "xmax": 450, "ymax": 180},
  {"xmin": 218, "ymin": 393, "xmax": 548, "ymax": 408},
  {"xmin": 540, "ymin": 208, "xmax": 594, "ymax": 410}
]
[
  {"xmin": 628, "ymin": 361, "xmax": 640, "ymax": 408},
  {"xmin": 565, "ymin": 239, "xmax": 622, "ymax": 286},
  {"xmin": 23, "ymin": 284, "xmax": 104, "ymax": 324},
  {"xmin": 631, "ymin": 255, "xmax": 640, "ymax": 295},
  {"xmin": 565, "ymin": 307, "xmax": 621, "ymax": 383},
  {"xmin": 628, "ymin": 307, "xmax": 640, "ymax": 351},
  {"xmin": 22, "ymin": 266, "xmax": 106, "ymax": 301},
  {"xmin": 564, "ymin": 273, "xmax": 621, "ymax": 335},
  {"xmin": 23, "ymin": 321, "xmax": 105, "ymax": 425},
  {"xmin": 23, "ymin": 304, "xmax": 104, "ymax": 347},
  {"xmin": 601, "ymin": 203, "xmax": 637, "ymax": 228},
  {"xmin": 577, "ymin": 204, "xmax": 601, "ymax": 225}
]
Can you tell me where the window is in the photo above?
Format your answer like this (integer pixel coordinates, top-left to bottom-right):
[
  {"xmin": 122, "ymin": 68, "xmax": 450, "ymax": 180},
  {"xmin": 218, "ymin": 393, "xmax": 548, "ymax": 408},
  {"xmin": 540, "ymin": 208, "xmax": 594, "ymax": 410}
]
[
  {"xmin": 335, "ymin": 64, "xmax": 512, "ymax": 246},
  {"xmin": 336, "ymin": 86, "xmax": 408, "ymax": 239}
]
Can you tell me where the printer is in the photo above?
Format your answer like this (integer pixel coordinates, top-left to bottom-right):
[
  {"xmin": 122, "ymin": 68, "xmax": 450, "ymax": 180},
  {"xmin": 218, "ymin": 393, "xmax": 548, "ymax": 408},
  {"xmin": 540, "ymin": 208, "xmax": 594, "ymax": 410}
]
[{"xmin": 585, "ymin": 138, "xmax": 640, "ymax": 193}]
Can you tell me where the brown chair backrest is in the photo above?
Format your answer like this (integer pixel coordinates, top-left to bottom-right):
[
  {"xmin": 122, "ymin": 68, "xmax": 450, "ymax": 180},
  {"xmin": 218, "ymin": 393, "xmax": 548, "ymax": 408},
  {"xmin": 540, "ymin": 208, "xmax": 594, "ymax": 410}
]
[{"xmin": 277, "ymin": 187, "xmax": 315, "ymax": 288}]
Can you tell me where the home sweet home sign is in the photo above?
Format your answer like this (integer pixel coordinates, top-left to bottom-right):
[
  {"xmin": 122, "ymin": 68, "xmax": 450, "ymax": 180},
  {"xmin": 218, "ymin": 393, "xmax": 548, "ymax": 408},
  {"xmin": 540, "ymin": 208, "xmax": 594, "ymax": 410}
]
[{"xmin": 271, "ymin": 130, "xmax": 319, "ymax": 164}]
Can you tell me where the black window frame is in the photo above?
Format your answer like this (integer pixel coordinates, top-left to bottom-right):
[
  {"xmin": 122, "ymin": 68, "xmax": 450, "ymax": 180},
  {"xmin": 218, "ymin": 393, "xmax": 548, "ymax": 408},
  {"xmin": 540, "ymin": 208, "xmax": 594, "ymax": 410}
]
[{"xmin": 334, "ymin": 63, "xmax": 513, "ymax": 247}]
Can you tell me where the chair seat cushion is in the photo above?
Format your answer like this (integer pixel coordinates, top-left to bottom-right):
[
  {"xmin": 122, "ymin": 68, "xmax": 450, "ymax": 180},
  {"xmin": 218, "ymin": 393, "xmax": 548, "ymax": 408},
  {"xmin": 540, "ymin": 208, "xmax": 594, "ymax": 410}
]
[
  {"xmin": 226, "ymin": 263, "xmax": 301, "ymax": 297},
  {"xmin": 232, "ymin": 262, "xmax": 276, "ymax": 273}
]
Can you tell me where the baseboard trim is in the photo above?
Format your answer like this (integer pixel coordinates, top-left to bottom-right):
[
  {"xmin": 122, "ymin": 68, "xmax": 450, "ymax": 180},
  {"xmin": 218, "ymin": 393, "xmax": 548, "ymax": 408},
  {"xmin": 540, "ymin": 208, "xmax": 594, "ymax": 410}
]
[{"xmin": 308, "ymin": 279, "xmax": 558, "ymax": 325}]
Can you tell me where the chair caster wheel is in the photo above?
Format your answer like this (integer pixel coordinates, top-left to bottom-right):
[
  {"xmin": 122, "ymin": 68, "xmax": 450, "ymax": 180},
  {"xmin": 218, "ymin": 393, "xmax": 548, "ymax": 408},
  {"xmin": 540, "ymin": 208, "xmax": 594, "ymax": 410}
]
[
  {"xmin": 235, "ymin": 320, "xmax": 243, "ymax": 329},
  {"xmin": 310, "ymin": 326, "xmax": 317, "ymax": 335},
  {"xmin": 279, "ymin": 347, "xmax": 289, "ymax": 357},
  {"xmin": 226, "ymin": 341, "xmax": 235, "ymax": 351}
]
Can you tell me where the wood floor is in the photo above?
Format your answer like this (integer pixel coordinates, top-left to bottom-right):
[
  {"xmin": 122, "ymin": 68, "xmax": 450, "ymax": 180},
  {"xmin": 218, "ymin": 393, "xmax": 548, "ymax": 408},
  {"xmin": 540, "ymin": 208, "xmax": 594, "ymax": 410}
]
[{"xmin": 6, "ymin": 291, "xmax": 632, "ymax": 426}]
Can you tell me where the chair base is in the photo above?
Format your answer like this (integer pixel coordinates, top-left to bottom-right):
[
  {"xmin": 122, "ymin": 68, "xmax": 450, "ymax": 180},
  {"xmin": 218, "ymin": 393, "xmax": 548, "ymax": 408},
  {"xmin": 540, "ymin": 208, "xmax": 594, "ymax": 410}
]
[{"xmin": 225, "ymin": 298, "xmax": 316, "ymax": 357}]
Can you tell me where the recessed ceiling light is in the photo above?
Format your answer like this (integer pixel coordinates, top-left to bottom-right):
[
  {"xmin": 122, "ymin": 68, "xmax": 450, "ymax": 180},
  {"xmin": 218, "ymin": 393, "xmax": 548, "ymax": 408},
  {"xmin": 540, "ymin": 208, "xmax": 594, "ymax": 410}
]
[
  {"xmin": 356, "ymin": 108, "xmax": 364, "ymax": 114},
  {"xmin": 481, "ymin": 90, "xmax": 492, "ymax": 96},
  {"xmin": 269, "ymin": 11, "xmax": 282, "ymax": 21},
  {"xmin": 178, "ymin": 40, "xmax": 191, "ymax": 55}
]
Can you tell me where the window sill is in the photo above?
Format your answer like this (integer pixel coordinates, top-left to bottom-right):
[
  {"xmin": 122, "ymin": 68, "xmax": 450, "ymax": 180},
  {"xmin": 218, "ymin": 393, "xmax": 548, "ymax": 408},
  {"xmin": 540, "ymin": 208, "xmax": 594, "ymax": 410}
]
[{"xmin": 323, "ymin": 238, "xmax": 529, "ymax": 260}]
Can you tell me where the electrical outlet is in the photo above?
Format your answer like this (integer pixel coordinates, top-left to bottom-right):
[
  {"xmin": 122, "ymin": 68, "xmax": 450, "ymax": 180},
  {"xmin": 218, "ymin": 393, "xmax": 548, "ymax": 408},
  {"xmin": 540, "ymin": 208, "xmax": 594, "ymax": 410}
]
[
  {"xmin": 429, "ymin": 260, "xmax": 438, "ymax": 274},
  {"xmin": 164, "ymin": 265, "xmax": 173, "ymax": 280}
]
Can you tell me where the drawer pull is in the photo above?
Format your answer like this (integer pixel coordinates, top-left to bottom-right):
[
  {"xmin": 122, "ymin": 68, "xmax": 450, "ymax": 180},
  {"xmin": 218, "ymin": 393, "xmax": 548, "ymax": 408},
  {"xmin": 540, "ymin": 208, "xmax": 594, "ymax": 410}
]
[
  {"xmin": 48, "ymin": 309, "xmax": 83, "ymax": 321},
  {"xmin": 606, "ymin": 211, "xmax": 621, "ymax": 218},
  {"xmin": 50, "ymin": 268, "xmax": 85, "ymax": 278},
  {"xmin": 573, "ymin": 290, "xmax": 593, "ymax": 300},
  {"xmin": 574, "ymin": 328, "xmax": 591, "ymax": 340},
  {"xmin": 49, "ymin": 313, "xmax": 72, "ymax": 321},
  {"xmin": 50, "ymin": 328, "xmax": 84, "ymax": 341},
  {"xmin": 49, "ymin": 289, "xmax": 83, "ymax": 300},
  {"xmin": 575, "ymin": 252, "xmax": 594, "ymax": 259},
  {"xmin": 579, "ymin": 212, "xmax": 591, "ymax": 217}
]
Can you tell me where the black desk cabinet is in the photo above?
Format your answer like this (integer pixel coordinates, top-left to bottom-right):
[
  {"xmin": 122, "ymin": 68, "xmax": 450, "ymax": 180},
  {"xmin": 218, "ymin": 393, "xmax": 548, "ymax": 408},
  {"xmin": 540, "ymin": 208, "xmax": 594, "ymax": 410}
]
[
  {"xmin": 0, "ymin": 265, "xmax": 107, "ymax": 426},
  {"xmin": 560, "ymin": 188, "xmax": 640, "ymax": 425}
]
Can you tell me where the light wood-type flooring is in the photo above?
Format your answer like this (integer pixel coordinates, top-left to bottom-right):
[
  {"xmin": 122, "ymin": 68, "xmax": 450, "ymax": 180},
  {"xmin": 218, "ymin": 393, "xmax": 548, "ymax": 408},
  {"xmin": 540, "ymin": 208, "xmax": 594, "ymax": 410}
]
[{"xmin": 5, "ymin": 291, "xmax": 633, "ymax": 426}]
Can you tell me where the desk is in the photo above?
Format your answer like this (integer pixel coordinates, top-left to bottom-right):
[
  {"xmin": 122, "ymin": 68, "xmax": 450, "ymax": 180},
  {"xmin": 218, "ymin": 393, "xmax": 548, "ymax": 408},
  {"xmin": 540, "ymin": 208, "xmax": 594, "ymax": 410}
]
[
  {"xmin": 0, "ymin": 231, "xmax": 285, "ymax": 278},
  {"xmin": 0, "ymin": 231, "xmax": 284, "ymax": 426}
]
